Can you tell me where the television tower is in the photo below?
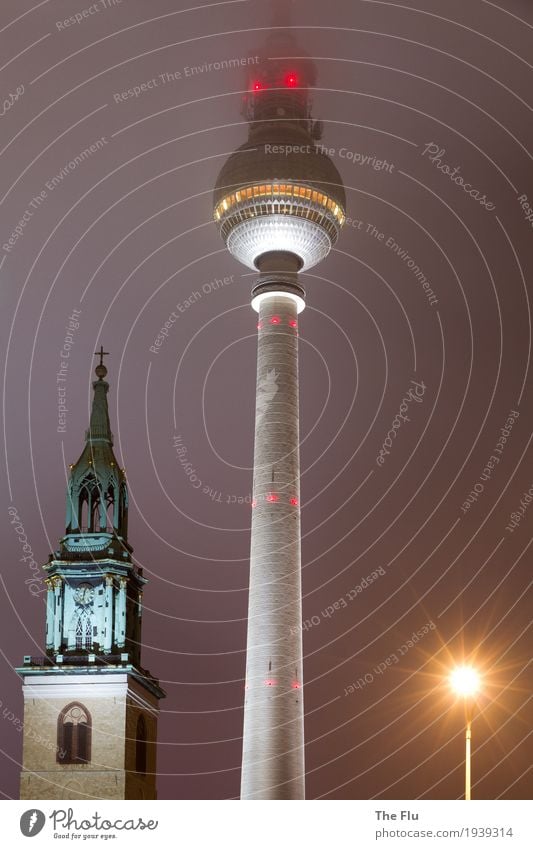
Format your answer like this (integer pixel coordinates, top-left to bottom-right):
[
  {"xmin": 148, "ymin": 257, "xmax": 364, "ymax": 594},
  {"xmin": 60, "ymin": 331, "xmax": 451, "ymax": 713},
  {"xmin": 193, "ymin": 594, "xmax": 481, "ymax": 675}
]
[{"xmin": 213, "ymin": 7, "xmax": 345, "ymax": 799}]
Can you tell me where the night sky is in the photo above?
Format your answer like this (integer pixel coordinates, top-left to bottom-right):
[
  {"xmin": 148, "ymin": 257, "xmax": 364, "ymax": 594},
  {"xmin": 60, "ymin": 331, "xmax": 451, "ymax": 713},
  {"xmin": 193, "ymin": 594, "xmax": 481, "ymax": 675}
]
[{"xmin": 1, "ymin": 0, "xmax": 532, "ymax": 800}]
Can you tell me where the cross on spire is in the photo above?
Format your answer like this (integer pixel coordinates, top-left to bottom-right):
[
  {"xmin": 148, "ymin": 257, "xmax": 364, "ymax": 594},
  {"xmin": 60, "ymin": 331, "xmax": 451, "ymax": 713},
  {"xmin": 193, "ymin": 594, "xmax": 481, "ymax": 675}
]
[{"xmin": 94, "ymin": 346, "xmax": 109, "ymax": 367}]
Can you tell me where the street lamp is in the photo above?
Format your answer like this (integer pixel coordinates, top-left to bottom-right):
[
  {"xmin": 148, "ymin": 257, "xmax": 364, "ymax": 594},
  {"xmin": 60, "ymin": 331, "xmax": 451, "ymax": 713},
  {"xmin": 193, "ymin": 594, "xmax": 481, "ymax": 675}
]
[{"xmin": 449, "ymin": 666, "xmax": 480, "ymax": 800}]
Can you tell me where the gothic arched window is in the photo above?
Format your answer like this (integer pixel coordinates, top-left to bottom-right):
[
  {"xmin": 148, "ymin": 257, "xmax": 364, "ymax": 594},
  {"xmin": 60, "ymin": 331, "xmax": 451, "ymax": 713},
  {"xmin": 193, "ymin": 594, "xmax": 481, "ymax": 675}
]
[
  {"xmin": 78, "ymin": 487, "xmax": 89, "ymax": 531},
  {"xmin": 119, "ymin": 482, "xmax": 128, "ymax": 536},
  {"xmin": 90, "ymin": 493, "xmax": 101, "ymax": 532},
  {"xmin": 75, "ymin": 610, "xmax": 92, "ymax": 650},
  {"xmin": 105, "ymin": 485, "xmax": 115, "ymax": 530},
  {"xmin": 135, "ymin": 715, "xmax": 147, "ymax": 775},
  {"xmin": 57, "ymin": 703, "xmax": 91, "ymax": 764}
]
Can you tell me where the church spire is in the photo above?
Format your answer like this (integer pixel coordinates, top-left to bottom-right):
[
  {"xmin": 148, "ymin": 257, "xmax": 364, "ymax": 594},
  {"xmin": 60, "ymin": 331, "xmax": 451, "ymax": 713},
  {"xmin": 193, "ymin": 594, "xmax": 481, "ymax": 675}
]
[
  {"xmin": 86, "ymin": 346, "xmax": 113, "ymax": 444},
  {"xmin": 64, "ymin": 352, "xmax": 128, "ymax": 542},
  {"xmin": 17, "ymin": 351, "xmax": 164, "ymax": 803}
]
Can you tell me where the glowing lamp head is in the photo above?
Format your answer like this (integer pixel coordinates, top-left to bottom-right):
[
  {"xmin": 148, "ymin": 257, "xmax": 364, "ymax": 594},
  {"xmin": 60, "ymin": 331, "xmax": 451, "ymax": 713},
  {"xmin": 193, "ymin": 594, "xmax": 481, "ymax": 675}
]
[
  {"xmin": 252, "ymin": 80, "xmax": 263, "ymax": 91},
  {"xmin": 285, "ymin": 72, "xmax": 298, "ymax": 87},
  {"xmin": 449, "ymin": 666, "xmax": 480, "ymax": 697}
]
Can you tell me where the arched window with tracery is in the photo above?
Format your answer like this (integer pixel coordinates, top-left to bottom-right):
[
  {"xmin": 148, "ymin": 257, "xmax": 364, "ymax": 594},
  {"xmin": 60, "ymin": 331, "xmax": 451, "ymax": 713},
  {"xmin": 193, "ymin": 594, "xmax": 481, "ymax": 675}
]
[
  {"xmin": 75, "ymin": 610, "xmax": 92, "ymax": 650},
  {"xmin": 57, "ymin": 703, "xmax": 91, "ymax": 764},
  {"xmin": 78, "ymin": 487, "xmax": 89, "ymax": 531},
  {"xmin": 135, "ymin": 714, "xmax": 147, "ymax": 775}
]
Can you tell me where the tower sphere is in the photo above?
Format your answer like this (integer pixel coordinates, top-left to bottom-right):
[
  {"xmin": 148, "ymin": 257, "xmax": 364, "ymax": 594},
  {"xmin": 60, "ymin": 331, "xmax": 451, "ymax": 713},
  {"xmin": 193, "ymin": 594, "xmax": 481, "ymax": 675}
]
[
  {"xmin": 213, "ymin": 130, "xmax": 345, "ymax": 271},
  {"xmin": 213, "ymin": 35, "xmax": 346, "ymax": 272}
]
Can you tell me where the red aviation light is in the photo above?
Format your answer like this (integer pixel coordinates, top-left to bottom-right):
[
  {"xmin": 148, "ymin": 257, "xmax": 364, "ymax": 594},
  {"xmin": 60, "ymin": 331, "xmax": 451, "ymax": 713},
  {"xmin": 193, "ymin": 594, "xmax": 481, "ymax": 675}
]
[
  {"xmin": 264, "ymin": 678, "xmax": 278, "ymax": 687},
  {"xmin": 253, "ymin": 80, "xmax": 263, "ymax": 91},
  {"xmin": 291, "ymin": 681, "xmax": 301, "ymax": 689},
  {"xmin": 288, "ymin": 319, "xmax": 297, "ymax": 328},
  {"xmin": 289, "ymin": 497, "xmax": 299, "ymax": 506},
  {"xmin": 266, "ymin": 493, "xmax": 279, "ymax": 503},
  {"xmin": 251, "ymin": 499, "xmax": 257, "ymax": 508},
  {"xmin": 285, "ymin": 72, "xmax": 298, "ymax": 87},
  {"xmin": 257, "ymin": 320, "xmax": 263, "ymax": 330},
  {"xmin": 269, "ymin": 316, "xmax": 281, "ymax": 325}
]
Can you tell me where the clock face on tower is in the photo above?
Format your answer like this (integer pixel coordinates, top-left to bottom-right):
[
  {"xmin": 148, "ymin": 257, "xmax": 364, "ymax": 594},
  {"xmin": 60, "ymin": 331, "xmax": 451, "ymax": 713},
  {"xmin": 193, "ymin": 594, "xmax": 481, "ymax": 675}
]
[{"xmin": 74, "ymin": 583, "xmax": 94, "ymax": 606}]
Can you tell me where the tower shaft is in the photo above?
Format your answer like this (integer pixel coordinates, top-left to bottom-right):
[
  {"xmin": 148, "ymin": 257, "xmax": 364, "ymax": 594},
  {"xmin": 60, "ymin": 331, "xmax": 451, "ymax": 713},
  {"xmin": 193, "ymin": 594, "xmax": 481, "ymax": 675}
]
[
  {"xmin": 241, "ymin": 291, "xmax": 305, "ymax": 799},
  {"xmin": 213, "ymin": 11, "xmax": 345, "ymax": 801}
]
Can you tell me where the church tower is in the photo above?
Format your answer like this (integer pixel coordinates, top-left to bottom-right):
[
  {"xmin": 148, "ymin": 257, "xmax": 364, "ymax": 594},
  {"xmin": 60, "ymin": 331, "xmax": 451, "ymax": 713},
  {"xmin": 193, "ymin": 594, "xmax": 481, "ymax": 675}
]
[{"xmin": 17, "ymin": 351, "xmax": 165, "ymax": 800}]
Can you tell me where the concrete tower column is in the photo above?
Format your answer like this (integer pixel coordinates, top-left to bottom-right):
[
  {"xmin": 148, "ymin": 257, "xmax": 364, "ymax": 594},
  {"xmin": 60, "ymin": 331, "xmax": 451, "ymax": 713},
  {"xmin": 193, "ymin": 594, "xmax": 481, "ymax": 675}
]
[
  {"xmin": 241, "ymin": 287, "xmax": 305, "ymax": 800},
  {"xmin": 212, "ymin": 14, "xmax": 345, "ymax": 798}
]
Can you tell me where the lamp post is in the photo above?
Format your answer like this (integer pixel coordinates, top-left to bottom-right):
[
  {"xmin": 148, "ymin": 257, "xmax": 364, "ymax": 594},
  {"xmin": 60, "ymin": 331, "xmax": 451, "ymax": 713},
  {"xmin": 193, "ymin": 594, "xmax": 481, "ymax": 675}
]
[{"xmin": 449, "ymin": 666, "xmax": 480, "ymax": 800}]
